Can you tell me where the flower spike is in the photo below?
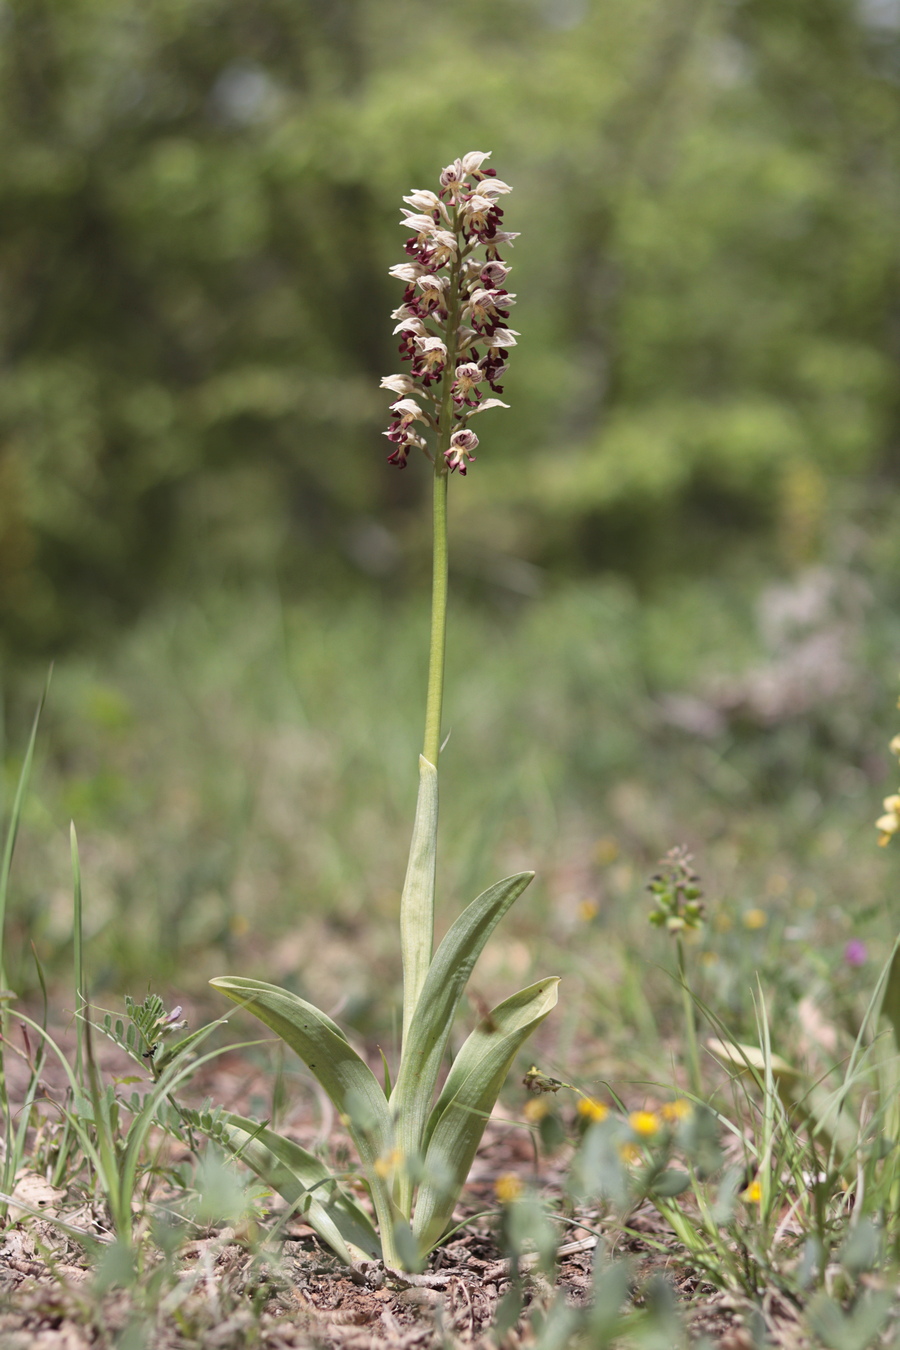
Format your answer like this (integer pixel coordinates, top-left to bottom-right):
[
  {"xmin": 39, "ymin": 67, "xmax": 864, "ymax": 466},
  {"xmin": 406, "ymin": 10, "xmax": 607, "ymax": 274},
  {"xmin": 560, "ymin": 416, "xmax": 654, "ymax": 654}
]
[{"xmin": 381, "ymin": 153, "xmax": 516, "ymax": 473}]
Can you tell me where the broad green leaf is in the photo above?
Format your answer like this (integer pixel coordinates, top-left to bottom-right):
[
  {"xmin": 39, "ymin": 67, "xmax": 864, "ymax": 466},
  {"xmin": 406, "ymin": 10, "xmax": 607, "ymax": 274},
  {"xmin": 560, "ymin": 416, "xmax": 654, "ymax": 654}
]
[
  {"xmin": 209, "ymin": 977, "xmax": 397, "ymax": 1240},
  {"xmin": 412, "ymin": 976, "xmax": 559, "ymax": 1254},
  {"xmin": 217, "ymin": 1113, "xmax": 380, "ymax": 1265},
  {"xmin": 400, "ymin": 756, "xmax": 438, "ymax": 1048},
  {"xmin": 390, "ymin": 869, "xmax": 534, "ymax": 1211}
]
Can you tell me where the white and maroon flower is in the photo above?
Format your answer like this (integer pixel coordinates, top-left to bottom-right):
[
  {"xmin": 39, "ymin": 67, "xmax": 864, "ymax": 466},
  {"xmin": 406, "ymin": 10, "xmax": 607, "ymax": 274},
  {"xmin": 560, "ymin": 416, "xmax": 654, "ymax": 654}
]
[
  {"xmin": 393, "ymin": 315, "xmax": 428, "ymax": 338},
  {"xmin": 460, "ymin": 150, "xmax": 492, "ymax": 175},
  {"xmin": 451, "ymin": 363, "xmax": 483, "ymax": 405},
  {"xmin": 463, "ymin": 288, "xmax": 516, "ymax": 330},
  {"xmin": 388, "ymin": 261, "xmax": 427, "ymax": 284},
  {"xmin": 384, "ymin": 426, "xmax": 427, "ymax": 469},
  {"xmin": 480, "ymin": 261, "xmax": 511, "ymax": 286},
  {"xmin": 485, "ymin": 327, "xmax": 520, "ymax": 349},
  {"xmin": 444, "ymin": 427, "xmax": 479, "ymax": 475},
  {"xmin": 416, "ymin": 273, "xmax": 449, "ymax": 313},
  {"xmin": 460, "ymin": 194, "xmax": 496, "ymax": 235},
  {"xmin": 478, "ymin": 178, "xmax": 512, "ymax": 199},
  {"xmin": 380, "ymin": 374, "xmax": 419, "ymax": 397},
  {"xmin": 467, "ymin": 398, "xmax": 509, "ymax": 415},
  {"xmin": 412, "ymin": 335, "xmax": 448, "ymax": 380},
  {"xmin": 400, "ymin": 209, "xmax": 440, "ymax": 235},
  {"xmin": 403, "ymin": 189, "xmax": 449, "ymax": 221},
  {"xmin": 389, "ymin": 397, "xmax": 429, "ymax": 429},
  {"xmin": 482, "ymin": 229, "xmax": 520, "ymax": 259},
  {"xmin": 428, "ymin": 230, "xmax": 458, "ymax": 266}
]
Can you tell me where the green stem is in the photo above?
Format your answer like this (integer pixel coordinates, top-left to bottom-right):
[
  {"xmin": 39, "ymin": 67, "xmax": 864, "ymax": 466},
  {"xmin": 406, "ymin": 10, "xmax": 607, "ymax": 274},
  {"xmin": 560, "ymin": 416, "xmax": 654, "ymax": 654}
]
[
  {"xmin": 422, "ymin": 468, "xmax": 449, "ymax": 767},
  {"xmin": 677, "ymin": 936, "xmax": 703, "ymax": 1097},
  {"xmin": 421, "ymin": 225, "xmax": 461, "ymax": 769}
]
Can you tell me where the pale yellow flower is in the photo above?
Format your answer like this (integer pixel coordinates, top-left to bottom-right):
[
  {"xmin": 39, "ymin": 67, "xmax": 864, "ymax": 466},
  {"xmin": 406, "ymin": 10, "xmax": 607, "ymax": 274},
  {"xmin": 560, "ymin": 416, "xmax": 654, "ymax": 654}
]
[
  {"xmin": 878, "ymin": 793, "xmax": 900, "ymax": 845},
  {"xmin": 742, "ymin": 908, "xmax": 768, "ymax": 930},
  {"xmin": 742, "ymin": 1179, "xmax": 762, "ymax": 1204},
  {"xmin": 495, "ymin": 1173, "xmax": 523, "ymax": 1204}
]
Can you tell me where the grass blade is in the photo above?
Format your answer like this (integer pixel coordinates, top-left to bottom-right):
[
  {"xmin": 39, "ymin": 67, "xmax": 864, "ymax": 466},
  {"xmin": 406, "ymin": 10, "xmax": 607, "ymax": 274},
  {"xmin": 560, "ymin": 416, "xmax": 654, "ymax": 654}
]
[
  {"xmin": 0, "ymin": 674, "xmax": 49, "ymax": 994},
  {"xmin": 70, "ymin": 822, "xmax": 85, "ymax": 1083}
]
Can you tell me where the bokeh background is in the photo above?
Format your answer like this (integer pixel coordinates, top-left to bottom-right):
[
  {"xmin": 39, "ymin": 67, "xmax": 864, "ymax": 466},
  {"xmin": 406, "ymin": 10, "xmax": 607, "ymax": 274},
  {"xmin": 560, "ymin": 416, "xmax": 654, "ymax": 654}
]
[{"xmin": 2, "ymin": 0, "xmax": 900, "ymax": 1062}]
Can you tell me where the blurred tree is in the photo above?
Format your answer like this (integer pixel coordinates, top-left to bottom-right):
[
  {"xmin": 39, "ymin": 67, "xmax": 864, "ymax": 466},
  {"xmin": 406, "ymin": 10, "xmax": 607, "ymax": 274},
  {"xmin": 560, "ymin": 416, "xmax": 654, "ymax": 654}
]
[{"xmin": 0, "ymin": 0, "xmax": 898, "ymax": 654}]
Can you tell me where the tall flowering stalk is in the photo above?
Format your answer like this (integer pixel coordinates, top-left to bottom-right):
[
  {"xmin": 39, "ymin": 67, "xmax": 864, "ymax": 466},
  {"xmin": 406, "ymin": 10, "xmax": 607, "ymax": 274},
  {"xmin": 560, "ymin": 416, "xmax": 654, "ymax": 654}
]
[
  {"xmin": 209, "ymin": 156, "xmax": 557, "ymax": 1272},
  {"xmin": 382, "ymin": 152, "xmax": 519, "ymax": 1052}
]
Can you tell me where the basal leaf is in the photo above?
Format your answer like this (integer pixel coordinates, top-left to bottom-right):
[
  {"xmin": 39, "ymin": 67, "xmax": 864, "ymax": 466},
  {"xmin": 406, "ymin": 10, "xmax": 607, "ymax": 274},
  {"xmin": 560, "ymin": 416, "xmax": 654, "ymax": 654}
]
[
  {"xmin": 218, "ymin": 1112, "xmax": 380, "ymax": 1265},
  {"xmin": 390, "ymin": 870, "xmax": 534, "ymax": 1211},
  {"xmin": 209, "ymin": 977, "xmax": 397, "ymax": 1240},
  {"xmin": 400, "ymin": 756, "xmax": 438, "ymax": 1049},
  {"xmin": 412, "ymin": 976, "xmax": 559, "ymax": 1254}
]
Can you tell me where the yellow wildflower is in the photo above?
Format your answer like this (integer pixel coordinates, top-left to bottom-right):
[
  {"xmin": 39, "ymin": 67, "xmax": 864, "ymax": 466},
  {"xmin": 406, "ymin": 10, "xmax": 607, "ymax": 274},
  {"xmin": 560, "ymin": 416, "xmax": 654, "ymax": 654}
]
[
  {"xmin": 628, "ymin": 1110, "xmax": 661, "ymax": 1138},
  {"xmin": 661, "ymin": 1099, "xmax": 692, "ymax": 1124},
  {"xmin": 742, "ymin": 908, "xmax": 768, "ymax": 930},
  {"xmin": 578, "ymin": 899, "xmax": 599, "ymax": 922},
  {"xmin": 890, "ymin": 735, "xmax": 900, "ymax": 757},
  {"xmin": 619, "ymin": 1142, "xmax": 642, "ymax": 1165},
  {"xmin": 577, "ymin": 1097, "xmax": 609, "ymax": 1124},
  {"xmin": 742, "ymin": 1179, "xmax": 762, "ymax": 1204},
  {"xmin": 524, "ymin": 1097, "xmax": 550, "ymax": 1124},
  {"xmin": 495, "ymin": 1173, "xmax": 523, "ymax": 1204}
]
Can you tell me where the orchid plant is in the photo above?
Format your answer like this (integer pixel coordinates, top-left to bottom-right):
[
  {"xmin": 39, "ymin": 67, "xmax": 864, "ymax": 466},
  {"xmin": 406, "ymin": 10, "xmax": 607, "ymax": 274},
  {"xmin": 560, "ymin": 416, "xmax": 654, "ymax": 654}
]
[{"xmin": 209, "ymin": 153, "xmax": 558, "ymax": 1271}]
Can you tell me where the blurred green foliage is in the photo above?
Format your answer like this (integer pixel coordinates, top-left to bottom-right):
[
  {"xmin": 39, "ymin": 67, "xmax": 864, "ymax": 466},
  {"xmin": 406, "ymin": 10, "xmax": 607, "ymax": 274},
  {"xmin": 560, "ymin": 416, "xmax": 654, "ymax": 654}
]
[{"xmin": 1, "ymin": 0, "xmax": 899, "ymax": 651}]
